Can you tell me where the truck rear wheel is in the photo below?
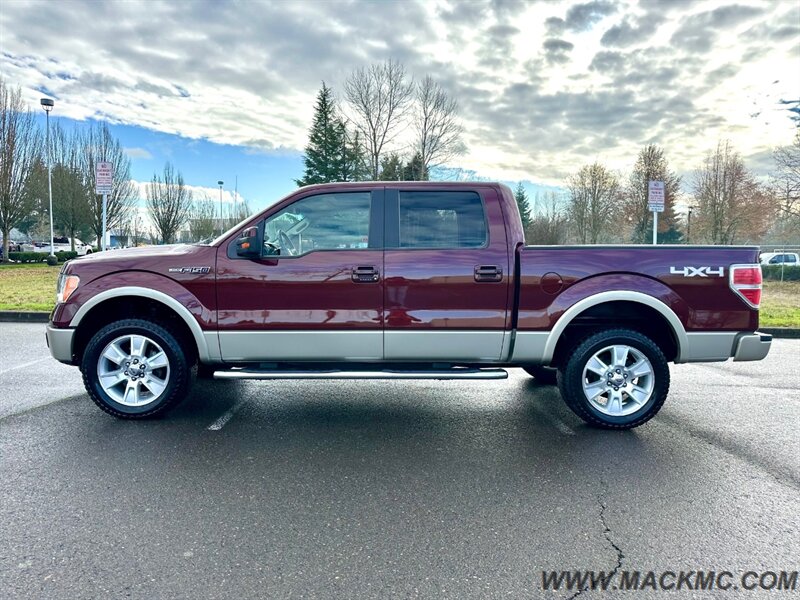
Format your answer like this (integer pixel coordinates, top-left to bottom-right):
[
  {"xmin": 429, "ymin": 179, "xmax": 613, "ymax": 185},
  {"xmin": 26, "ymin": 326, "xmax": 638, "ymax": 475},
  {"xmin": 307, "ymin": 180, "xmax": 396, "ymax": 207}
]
[
  {"xmin": 81, "ymin": 319, "xmax": 191, "ymax": 419},
  {"xmin": 557, "ymin": 329, "xmax": 669, "ymax": 429},
  {"xmin": 522, "ymin": 365, "xmax": 558, "ymax": 385}
]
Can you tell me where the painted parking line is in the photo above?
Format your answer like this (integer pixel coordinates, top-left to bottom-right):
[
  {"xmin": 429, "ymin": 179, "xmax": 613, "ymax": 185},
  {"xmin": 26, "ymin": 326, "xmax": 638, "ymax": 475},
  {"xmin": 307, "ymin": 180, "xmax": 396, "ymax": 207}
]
[
  {"xmin": 0, "ymin": 358, "xmax": 49, "ymax": 377},
  {"xmin": 207, "ymin": 402, "xmax": 241, "ymax": 431}
]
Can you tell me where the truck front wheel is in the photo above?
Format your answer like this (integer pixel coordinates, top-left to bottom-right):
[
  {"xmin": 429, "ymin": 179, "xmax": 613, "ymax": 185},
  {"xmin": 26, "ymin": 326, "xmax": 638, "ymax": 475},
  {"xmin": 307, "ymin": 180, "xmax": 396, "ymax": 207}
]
[
  {"xmin": 81, "ymin": 319, "xmax": 191, "ymax": 419},
  {"xmin": 557, "ymin": 329, "xmax": 669, "ymax": 429}
]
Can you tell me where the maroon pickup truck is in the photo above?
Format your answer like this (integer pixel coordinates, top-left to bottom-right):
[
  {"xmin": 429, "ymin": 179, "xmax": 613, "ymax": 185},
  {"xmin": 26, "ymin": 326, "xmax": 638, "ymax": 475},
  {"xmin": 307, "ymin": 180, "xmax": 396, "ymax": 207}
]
[{"xmin": 47, "ymin": 182, "xmax": 771, "ymax": 428}]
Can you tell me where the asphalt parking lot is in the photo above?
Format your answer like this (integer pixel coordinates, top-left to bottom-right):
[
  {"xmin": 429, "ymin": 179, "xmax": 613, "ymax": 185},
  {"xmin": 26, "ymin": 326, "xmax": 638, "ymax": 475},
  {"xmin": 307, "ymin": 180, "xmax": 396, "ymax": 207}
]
[{"xmin": 1, "ymin": 322, "xmax": 798, "ymax": 599}]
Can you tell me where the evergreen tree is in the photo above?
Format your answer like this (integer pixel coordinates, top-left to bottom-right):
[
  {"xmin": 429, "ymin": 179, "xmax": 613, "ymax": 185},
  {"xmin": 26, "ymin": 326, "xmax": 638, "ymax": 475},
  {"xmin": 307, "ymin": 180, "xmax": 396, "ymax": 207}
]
[
  {"xmin": 339, "ymin": 125, "xmax": 369, "ymax": 182},
  {"xmin": 380, "ymin": 153, "xmax": 403, "ymax": 180},
  {"xmin": 295, "ymin": 83, "xmax": 345, "ymax": 186},
  {"xmin": 514, "ymin": 182, "xmax": 533, "ymax": 228},
  {"xmin": 402, "ymin": 152, "xmax": 428, "ymax": 181}
]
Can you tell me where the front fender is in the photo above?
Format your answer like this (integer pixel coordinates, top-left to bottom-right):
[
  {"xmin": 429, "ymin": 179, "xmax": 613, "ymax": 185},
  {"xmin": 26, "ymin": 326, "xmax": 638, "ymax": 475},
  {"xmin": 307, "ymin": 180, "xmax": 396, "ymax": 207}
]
[
  {"xmin": 51, "ymin": 271, "xmax": 218, "ymax": 363},
  {"xmin": 54, "ymin": 270, "xmax": 214, "ymax": 329}
]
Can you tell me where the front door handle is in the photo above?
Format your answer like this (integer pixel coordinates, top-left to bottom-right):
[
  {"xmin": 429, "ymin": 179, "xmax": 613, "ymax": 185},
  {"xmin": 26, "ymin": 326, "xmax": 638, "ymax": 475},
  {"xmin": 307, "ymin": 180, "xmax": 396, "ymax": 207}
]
[
  {"xmin": 474, "ymin": 265, "xmax": 503, "ymax": 282},
  {"xmin": 352, "ymin": 265, "xmax": 380, "ymax": 283}
]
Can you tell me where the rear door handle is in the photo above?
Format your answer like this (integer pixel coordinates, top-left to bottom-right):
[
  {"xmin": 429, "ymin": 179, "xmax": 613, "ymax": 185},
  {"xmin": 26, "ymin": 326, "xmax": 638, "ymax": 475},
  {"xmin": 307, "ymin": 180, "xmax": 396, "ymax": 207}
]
[
  {"xmin": 352, "ymin": 265, "xmax": 380, "ymax": 283},
  {"xmin": 474, "ymin": 265, "xmax": 503, "ymax": 282}
]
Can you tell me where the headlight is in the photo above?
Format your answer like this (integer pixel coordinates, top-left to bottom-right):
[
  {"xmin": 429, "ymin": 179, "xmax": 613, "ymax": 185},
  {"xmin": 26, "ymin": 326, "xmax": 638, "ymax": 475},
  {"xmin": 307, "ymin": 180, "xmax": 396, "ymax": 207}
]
[{"xmin": 56, "ymin": 274, "xmax": 80, "ymax": 303}]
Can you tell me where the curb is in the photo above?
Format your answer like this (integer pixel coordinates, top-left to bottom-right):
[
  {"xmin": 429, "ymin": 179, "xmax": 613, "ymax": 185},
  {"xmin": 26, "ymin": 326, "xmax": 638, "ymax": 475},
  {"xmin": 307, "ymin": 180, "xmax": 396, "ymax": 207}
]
[
  {"xmin": 0, "ymin": 311, "xmax": 798, "ymax": 338},
  {"xmin": 0, "ymin": 311, "xmax": 50, "ymax": 323},
  {"xmin": 761, "ymin": 327, "xmax": 800, "ymax": 339}
]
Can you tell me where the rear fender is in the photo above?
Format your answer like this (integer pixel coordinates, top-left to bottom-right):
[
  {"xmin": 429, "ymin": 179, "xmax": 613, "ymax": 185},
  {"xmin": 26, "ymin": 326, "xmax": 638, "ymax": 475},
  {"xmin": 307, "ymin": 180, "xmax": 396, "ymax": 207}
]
[{"xmin": 520, "ymin": 274, "xmax": 691, "ymax": 364}]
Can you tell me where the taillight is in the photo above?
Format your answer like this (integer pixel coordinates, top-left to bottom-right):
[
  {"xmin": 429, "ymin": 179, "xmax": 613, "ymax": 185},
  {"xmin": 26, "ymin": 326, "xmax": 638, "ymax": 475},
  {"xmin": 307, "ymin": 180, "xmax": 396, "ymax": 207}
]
[{"xmin": 729, "ymin": 264, "xmax": 762, "ymax": 309}]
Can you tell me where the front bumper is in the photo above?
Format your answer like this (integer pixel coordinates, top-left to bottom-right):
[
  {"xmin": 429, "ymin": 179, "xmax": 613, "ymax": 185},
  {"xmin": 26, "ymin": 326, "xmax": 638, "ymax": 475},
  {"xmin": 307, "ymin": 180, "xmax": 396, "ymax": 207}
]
[
  {"xmin": 733, "ymin": 332, "xmax": 772, "ymax": 362},
  {"xmin": 46, "ymin": 324, "xmax": 75, "ymax": 364}
]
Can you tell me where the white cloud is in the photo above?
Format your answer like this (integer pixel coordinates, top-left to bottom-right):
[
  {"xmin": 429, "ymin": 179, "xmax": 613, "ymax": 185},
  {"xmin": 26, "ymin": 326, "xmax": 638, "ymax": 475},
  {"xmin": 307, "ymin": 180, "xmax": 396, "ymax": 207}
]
[
  {"xmin": 1, "ymin": 0, "xmax": 798, "ymax": 185},
  {"xmin": 123, "ymin": 147, "xmax": 153, "ymax": 160},
  {"xmin": 129, "ymin": 180, "xmax": 243, "ymax": 205}
]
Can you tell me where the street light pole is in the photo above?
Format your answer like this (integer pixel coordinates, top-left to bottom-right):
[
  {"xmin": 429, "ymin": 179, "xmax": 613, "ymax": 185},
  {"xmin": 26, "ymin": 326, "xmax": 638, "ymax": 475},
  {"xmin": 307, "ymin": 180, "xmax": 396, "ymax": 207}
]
[
  {"xmin": 40, "ymin": 98, "xmax": 55, "ymax": 257},
  {"xmin": 218, "ymin": 180, "xmax": 224, "ymax": 235},
  {"xmin": 687, "ymin": 205, "xmax": 696, "ymax": 244}
]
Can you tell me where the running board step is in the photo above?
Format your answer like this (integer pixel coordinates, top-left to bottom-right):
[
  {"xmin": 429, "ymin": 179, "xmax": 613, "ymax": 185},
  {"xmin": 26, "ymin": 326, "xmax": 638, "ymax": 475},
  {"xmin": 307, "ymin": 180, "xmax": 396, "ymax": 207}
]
[{"xmin": 214, "ymin": 368, "xmax": 508, "ymax": 381}]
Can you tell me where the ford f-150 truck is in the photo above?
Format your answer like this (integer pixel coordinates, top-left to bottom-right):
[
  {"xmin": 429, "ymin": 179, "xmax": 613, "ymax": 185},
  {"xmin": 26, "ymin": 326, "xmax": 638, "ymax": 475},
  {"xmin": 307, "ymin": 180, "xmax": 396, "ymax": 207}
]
[{"xmin": 46, "ymin": 182, "xmax": 771, "ymax": 429}]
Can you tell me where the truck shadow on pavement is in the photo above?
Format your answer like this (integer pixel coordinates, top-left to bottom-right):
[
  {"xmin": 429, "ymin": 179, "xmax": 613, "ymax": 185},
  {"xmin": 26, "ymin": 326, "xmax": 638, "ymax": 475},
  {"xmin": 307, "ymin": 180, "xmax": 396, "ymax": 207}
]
[{"xmin": 127, "ymin": 377, "xmax": 667, "ymax": 482}]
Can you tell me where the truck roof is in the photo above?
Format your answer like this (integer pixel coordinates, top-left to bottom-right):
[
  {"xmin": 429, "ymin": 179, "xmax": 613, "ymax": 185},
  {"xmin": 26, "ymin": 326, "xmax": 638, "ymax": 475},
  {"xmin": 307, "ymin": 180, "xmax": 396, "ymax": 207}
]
[{"xmin": 297, "ymin": 181, "xmax": 506, "ymax": 192}]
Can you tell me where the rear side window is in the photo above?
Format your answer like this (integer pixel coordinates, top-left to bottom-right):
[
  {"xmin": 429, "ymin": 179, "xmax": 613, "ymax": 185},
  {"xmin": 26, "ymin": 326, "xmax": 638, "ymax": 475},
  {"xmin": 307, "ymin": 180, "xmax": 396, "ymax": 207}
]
[{"xmin": 398, "ymin": 191, "xmax": 487, "ymax": 248}]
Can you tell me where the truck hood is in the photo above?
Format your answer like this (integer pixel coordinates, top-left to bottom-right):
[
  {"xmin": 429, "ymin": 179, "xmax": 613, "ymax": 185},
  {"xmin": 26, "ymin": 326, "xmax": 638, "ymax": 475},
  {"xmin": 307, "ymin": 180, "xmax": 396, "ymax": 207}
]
[
  {"xmin": 74, "ymin": 244, "xmax": 203, "ymax": 264},
  {"xmin": 63, "ymin": 243, "xmax": 217, "ymax": 282}
]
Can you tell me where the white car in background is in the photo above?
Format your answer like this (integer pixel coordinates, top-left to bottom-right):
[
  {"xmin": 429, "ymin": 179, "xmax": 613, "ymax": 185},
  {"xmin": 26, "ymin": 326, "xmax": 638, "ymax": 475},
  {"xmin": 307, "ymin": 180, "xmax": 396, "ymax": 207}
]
[
  {"xmin": 760, "ymin": 252, "xmax": 799, "ymax": 266},
  {"xmin": 24, "ymin": 236, "xmax": 94, "ymax": 256}
]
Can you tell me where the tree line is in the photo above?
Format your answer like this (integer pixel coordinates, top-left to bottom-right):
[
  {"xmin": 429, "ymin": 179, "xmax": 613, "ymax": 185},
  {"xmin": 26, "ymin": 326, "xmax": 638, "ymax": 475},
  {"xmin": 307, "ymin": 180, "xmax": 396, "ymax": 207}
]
[
  {"xmin": 4, "ymin": 68, "xmax": 797, "ymax": 255},
  {"xmin": 1, "ymin": 78, "xmax": 137, "ymax": 258},
  {"xmin": 511, "ymin": 136, "xmax": 800, "ymax": 246},
  {"xmin": 0, "ymin": 77, "xmax": 249, "ymax": 258}
]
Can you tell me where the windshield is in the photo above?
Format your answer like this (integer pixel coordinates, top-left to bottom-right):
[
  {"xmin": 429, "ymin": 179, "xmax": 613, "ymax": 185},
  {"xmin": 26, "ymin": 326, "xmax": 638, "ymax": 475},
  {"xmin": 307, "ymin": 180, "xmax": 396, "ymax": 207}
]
[{"xmin": 208, "ymin": 217, "xmax": 254, "ymax": 247}]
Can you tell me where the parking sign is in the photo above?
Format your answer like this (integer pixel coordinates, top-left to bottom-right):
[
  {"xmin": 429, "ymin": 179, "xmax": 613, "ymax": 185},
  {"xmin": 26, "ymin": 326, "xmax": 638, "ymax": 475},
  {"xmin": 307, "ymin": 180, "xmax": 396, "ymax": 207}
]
[
  {"xmin": 648, "ymin": 180, "xmax": 665, "ymax": 212},
  {"xmin": 95, "ymin": 162, "xmax": 113, "ymax": 195}
]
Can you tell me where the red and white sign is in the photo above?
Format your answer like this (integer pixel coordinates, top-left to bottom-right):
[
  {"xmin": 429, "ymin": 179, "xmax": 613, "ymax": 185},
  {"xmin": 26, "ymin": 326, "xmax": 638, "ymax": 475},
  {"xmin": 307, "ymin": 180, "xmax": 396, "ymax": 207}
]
[
  {"xmin": 95, "ymin": 162, "xmax": 113, "ymax": 195},
  {"xmin": 648, "ymin": 180, "xmax": 665, "ymax": 213}
]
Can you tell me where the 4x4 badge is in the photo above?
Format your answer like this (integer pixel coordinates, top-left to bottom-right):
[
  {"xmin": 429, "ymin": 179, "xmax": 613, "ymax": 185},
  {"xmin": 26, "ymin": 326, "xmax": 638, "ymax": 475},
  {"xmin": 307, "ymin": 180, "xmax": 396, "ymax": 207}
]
[
  {"xmin": 670, "ymin": 266, "xmax": 724, "ymax": 277},
  {"xmin": 168, "ymin": 266, "xmax": 211, "ymax": 274}
]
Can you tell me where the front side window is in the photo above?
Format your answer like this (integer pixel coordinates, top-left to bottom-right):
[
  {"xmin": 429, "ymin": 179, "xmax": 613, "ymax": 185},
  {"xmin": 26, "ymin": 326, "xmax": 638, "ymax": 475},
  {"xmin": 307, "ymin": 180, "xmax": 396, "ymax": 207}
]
[
  {"xmin": 398, "ymin": 191, "xmax": 487, "ymax": 248},
  {"xmin": 263, "ymin": 192, "xmax": 371, "ymax": 256}
]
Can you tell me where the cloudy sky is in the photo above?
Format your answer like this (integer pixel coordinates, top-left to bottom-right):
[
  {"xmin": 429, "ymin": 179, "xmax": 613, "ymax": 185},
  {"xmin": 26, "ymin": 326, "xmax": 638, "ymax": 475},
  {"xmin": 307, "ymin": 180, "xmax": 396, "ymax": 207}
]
[{"xmin": 1, "ymin": 0, "xmax": 798, "ymax": 209}]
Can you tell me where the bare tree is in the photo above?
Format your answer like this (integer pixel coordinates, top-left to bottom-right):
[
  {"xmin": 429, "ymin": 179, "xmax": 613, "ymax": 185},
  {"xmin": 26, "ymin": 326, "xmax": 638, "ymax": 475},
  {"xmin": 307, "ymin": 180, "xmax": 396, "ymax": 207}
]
[
  {"xmin": 0, "ymin": 78, "xmax": 42, "ymax": 260},
  {"xmin": 526, "ymin": 192, "xmax": 569, "ymax": 245},
  {"xmin": 117, "ymin": 209, "xmax": 146, "ymax": 248},
  {"xmin": 146, "ymin": 162, "xmax": 193, "ymax": 244},
  {"xmin": 567, "ymin": 162, "xmax": 620, "ymax": 244},
  {"xmin": 693, "ymin": 141, "xmax": 775, "ymax": 244},
  {"xmin": 770, "ymin": 132, "xmax": 800, "ymax": 240},
  {"xmin": 624, "ymin": 145, "xmax": 682, "ymax": 243},
  {"xmin": 344, "ymin": 59, "xmax": 414, "ymax": 179},
  {"xmin": 80, "ymin": 123, "xmax": 135, "ymax": 247},
  {"xmin": 188, "ymin": 194, "xmax": 217, "ymax": 242},
  {"xmin": 414, "ymin": 76, "xmax": 464, "ymax": 175},
  {"xmin": 50, "ymin": 123, "xmax": 91, "ymax": 250}
]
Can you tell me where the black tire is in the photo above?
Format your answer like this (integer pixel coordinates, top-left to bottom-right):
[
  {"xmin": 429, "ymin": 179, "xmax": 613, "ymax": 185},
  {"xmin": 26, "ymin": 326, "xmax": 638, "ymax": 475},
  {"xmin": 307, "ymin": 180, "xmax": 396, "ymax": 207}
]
[
  {"xmin": 522, "ymin": 365, "xmax": 558, "ymax": 385},
  {"xmin": 557, "ymin": 328, "xmax": 670, "ymax": 429},
  {"xmin": 81, "ymin": 318, "xmax": 191, "ymax": 419}
]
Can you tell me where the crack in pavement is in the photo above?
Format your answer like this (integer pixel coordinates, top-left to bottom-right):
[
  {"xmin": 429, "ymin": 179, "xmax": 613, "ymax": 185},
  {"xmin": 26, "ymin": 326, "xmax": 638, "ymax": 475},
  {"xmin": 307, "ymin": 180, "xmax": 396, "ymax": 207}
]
[{"xmin": 566, "ymin": 491, "xmax": 625, "ymax": 600}]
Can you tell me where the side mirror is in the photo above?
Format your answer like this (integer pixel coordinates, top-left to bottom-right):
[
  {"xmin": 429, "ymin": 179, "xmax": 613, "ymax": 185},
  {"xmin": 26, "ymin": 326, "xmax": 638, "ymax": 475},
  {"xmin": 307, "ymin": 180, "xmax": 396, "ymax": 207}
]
[{"xmin": 235, "ymin": 226, "xmax": 261, "ymax": 258}]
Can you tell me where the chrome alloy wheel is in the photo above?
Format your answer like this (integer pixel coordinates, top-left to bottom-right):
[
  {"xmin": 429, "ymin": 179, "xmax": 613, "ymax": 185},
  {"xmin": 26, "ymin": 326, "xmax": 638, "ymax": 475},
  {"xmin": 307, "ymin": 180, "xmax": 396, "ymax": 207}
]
[
  {"xmin": 96, "ymin": 334, "xmax": 171, "ymax": 407},
  {"xmin": 581, "ymin": 344, "xmax": 654, "ymax": 417}
]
